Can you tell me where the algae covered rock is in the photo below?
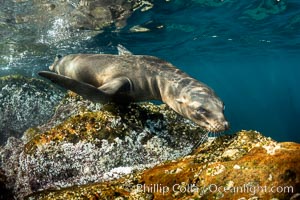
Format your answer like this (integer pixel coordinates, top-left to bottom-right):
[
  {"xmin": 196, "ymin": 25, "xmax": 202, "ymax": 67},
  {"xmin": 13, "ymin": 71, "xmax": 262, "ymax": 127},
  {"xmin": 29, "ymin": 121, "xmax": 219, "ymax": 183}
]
[
  {"xmin": 0, "ymin": 93, "xmax": 206, "ymax": 199},
  {"xmin": 27, "ymin": 131, "xmax": 300, "ymax": 200},
  {"xmin": 0, "ymin": 75, "xmax": 64, "ymax": 144}
]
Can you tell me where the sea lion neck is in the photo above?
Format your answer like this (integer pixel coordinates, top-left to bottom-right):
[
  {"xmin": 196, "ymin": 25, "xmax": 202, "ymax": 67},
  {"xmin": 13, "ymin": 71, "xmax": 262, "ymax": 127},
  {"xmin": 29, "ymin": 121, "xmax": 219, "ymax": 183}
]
[{"xmin": 155, "ymin": 71, "xmax": 192, "ymax": 114}]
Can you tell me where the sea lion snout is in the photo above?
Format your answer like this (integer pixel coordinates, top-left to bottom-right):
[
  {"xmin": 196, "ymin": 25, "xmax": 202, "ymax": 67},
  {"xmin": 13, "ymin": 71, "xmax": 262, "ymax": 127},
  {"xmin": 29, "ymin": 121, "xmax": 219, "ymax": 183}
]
[
  {"xmin": 216, "ymin": 120, "xmax": 230, "ymax": 132},
  {"xmin": 223, "ymin": 121, "xmax": 229, "ymax": 130},
  {"xmin": 203, "ymin": 118, "xmax": 229, "ymax": 133},
  {"xmin": 185, "ymin": 108, "xmax": 229, "ymax": 133}
]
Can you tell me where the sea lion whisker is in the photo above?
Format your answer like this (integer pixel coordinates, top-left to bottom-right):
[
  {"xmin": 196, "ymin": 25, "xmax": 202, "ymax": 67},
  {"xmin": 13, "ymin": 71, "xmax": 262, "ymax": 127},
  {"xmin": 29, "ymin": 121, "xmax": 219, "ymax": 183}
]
[{"xmin": 191, "ymin": 131, "xmax": 209, "ymax": 152}]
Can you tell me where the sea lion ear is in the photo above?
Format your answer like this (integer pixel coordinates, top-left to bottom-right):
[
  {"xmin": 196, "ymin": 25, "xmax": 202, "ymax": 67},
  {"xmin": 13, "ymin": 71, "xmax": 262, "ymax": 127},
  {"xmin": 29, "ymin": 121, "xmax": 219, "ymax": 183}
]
[
  {"xmin": 176, "ymin": 97, "xmax": 187, "ymax": 104},
  {"xmin": 55, "ymin": 54, "xmax": 62, "ymax": 61},
  {"xmin": 117, "ymin": 44, "xmax": 133, "ymax": 55}
]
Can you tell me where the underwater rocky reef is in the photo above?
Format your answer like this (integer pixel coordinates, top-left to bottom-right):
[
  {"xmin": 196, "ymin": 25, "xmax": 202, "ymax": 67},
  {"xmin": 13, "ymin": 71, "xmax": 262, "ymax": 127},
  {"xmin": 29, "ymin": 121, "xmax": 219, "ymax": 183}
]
[
  {"xmin": 1, "ymin": 0, "xmax": 300, "ymax": 199},
  {"xmin": 0, "ymin": 75, "xmax": 64, "ymax": 145},
  {"xmin": 0, "ymin": 76, "xmax": 299, "ymax": 200}
]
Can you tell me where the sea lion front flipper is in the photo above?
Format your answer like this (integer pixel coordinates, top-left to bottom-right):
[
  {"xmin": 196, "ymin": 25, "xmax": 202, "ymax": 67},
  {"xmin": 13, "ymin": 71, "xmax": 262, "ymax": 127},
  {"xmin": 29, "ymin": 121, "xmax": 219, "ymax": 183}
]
[
  {"xmin": 38, "ymin": 71, "xmax": 112, "ymax": 103},
  {"xmin": 99, "ymin": 76, "xmax": 133, "ymax": 95}
]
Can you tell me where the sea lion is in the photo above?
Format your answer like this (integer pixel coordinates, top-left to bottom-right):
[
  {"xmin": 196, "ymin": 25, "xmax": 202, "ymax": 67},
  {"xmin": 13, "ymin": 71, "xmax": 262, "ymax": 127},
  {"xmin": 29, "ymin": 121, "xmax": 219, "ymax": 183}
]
[{"xmin": 39, "ymin": 46, "xmax": 229, "ymax": 132}]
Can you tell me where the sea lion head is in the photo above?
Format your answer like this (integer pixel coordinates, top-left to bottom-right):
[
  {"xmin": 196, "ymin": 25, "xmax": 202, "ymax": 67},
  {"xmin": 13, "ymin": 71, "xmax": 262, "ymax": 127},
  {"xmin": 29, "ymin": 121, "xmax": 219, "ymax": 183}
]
[
  {"xmin": 176, "ymin": 87, "xmax": 229, "ymax": 133},
  {"xmin": 49, "ymin": 55, "xmax": 62, "ymax": 71}
]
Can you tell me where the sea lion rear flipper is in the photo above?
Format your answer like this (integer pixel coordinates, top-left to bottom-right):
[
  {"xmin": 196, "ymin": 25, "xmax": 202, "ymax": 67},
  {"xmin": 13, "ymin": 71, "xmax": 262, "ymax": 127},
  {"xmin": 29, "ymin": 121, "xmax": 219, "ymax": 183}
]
[
  {"xmin": 38, "ymin": 71, "xmax": 112, "ymax": 103},
  {"xmin": 98, "ymin": 76, "xmax": 132, "ymax": 95}
]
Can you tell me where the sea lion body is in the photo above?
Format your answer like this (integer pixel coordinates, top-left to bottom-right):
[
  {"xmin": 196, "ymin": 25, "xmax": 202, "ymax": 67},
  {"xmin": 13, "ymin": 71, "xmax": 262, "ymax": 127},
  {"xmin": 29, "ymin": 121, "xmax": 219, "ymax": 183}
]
[
  {"xmin": 40, "ymin": 53, "xmax": 229, "ymax": 132},
  {"xmin": 50, "ymin": 54, "xmax": 163, "ymax": 102}
]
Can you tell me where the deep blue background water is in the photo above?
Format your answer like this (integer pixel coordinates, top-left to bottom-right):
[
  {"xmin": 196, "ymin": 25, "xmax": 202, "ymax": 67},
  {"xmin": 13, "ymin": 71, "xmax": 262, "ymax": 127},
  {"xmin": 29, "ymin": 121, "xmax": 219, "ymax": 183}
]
[{"xmin": 1, "ymin": 0, "xmax": 300, "ymax": 142}]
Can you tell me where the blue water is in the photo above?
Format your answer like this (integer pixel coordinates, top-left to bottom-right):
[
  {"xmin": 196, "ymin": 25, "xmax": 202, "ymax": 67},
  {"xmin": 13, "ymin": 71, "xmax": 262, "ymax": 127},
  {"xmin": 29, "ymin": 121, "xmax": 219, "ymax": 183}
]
[{"xmin": 1, "ymin": 0, "xmax": 300, "ymax": 142}]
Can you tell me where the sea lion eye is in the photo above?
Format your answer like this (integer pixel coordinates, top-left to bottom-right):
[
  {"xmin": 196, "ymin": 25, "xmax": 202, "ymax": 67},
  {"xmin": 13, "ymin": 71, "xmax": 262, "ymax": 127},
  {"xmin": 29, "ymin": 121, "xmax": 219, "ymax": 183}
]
[{"xmin": 197, "ymin": 107, "xmax": 207, "ymax": 114}]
